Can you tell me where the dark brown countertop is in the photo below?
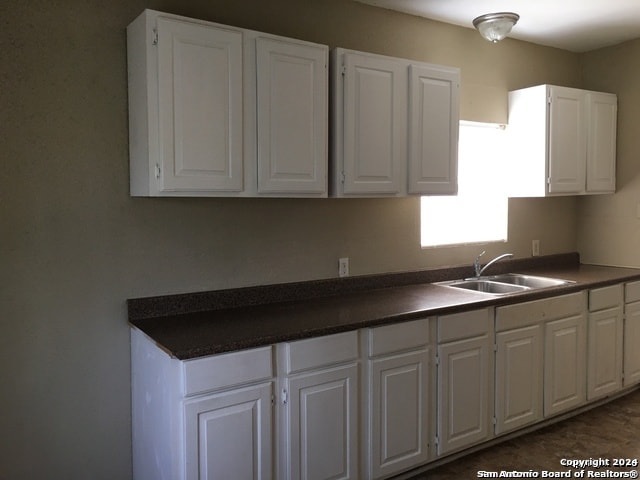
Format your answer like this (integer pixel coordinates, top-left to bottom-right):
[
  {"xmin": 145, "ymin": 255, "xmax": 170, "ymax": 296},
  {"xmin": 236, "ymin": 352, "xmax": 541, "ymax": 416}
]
[{"xmin": 128, "ymin": 253, "xmax": 640, "ymax": 360}]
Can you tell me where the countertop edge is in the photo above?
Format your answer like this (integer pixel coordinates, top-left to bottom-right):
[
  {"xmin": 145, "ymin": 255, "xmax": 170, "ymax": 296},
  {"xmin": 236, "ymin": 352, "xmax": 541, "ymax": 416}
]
[{"xmin": 128, "ymin": 254, "xmax": 640, "ymax": 360}]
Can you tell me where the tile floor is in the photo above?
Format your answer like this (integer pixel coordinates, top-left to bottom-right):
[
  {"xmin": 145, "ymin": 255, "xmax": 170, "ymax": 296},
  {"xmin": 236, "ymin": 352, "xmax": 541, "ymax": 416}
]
[{"xmin": 406, "ymin": 388, "xmax": 640, "ymax": 479}]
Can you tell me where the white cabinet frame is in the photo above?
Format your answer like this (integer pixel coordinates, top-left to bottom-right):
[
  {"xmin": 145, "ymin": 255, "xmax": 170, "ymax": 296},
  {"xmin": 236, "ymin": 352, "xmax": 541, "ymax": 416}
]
[
  {"xmin": 331, "ymin": 48, "xmax": 459, "ymax": 197},
  {"xmin": 507, "ymin": 84, "xmax": 617, "ymax": 197},
  {"xmin": 127, "ymin": 9, "xmax": 328, "ymax": 197}
]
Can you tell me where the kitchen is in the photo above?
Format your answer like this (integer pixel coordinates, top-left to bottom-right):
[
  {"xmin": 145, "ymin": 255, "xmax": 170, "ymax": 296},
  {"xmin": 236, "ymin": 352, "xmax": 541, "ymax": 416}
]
[{"xmin": 2, "ymin": 0, "xmax": 640, "ymax": 479}]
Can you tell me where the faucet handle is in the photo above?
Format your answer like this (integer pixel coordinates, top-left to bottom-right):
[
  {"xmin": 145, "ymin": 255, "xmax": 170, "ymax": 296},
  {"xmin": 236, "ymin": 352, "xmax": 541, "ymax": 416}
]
[{"xmin": 474, "ymin": 251, "xmax": 486, "ymax": 276}]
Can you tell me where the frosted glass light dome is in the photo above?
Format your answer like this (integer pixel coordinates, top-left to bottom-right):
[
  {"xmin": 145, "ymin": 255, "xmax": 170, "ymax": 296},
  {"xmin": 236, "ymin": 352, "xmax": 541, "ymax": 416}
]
[{"xmin": 473, "ymin": 12, "xmax": 520, "ymax": 43}]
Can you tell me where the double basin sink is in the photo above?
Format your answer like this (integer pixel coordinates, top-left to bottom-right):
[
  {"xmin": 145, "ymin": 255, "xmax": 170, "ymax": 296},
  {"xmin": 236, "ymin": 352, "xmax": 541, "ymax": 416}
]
[{"xmin": 437, "ymin": 273, "xmax": 574, "ymax": 296}]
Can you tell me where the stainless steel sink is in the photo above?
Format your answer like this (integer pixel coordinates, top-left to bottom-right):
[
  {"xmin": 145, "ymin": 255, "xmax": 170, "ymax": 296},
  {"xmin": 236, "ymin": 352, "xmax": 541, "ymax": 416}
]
[
  {"xmin": 486, "ymin": 273, "xmax": 574, "ymax": 289},
  {"xmin": 436, "ymin": 273, "xmax": 574, "ymax": 296},
  {"xmin": 443, "ymin": 280, "xmax": 530, "ymax": 294}
]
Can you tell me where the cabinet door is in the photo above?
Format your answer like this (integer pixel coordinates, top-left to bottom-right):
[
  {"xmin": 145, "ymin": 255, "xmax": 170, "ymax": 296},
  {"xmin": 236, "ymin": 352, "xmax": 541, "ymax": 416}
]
[
  {"xmin": 341, "ymin": 52, "xmax": 406, "ymax": 195},
  {"xmin": 437, "ymin": 335, "xmax": 491, "ymax": 456},
  {"xmin": 256, "ymin": 37, "xmax": 327, "ymax": 195},
  {"xmin": 586, "ymin": 92, "xmax": 617, "ymax": 193},
  {"xmin": 408, "ymin": 64, "xmax": 459, "ymax": 195},
  {"xmin": 587, "ymin": 307, "xmax": 623, "ymax": 400},
  {"xmin": 368, "ymin": 349, "xmax": 430, "ymax": 479},
  {"xmin": 284, "ymin": 364, "xmax": 358, "ymax": 480},
  {"xmin": 156, "ymin": 17, "xmax": 244, "ymax": 192},
  {"xmin": 624, "ymin": 301, "xmax": 640, "ymax": 387},
  {"xmin": 495, "ymin": 324, "xmax": 543, "ymax": 435},
  {"xmin": 544, "ymin": 315, "xmax": 586, "ymax": 416},
  {"xmin": 548, "ymin": 86, "xmax": 586, "ymax": 194},
  {"xmin": 184, "ymin": 382, "xmax": 272, "ymax": 480}
]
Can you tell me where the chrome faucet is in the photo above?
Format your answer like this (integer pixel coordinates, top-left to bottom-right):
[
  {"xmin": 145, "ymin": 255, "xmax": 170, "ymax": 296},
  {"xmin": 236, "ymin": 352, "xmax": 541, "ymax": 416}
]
[{"xmin": 474, "ymin": 251, "xmax": 514, "ymax": 278}]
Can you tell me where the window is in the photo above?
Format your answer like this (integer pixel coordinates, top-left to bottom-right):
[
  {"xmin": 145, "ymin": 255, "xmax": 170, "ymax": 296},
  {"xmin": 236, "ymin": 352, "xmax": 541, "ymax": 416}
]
[{"xmin": 421, "ymin": 121, "xmax": 508, "ymax": 247}]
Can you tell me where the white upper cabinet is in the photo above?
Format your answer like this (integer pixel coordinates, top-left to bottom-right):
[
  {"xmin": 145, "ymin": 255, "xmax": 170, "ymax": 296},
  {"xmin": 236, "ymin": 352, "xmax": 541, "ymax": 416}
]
[
  {"xmin": 334, "ymin": 50, "xmax": 406, "ymax": 195},
  {"xmin": 548, "ymin": 87, "xmax": 587, "ymax": 194},
  {"xmin": 587, "ymin": 92, "xmax": 618, "ymax": 192},
  {"xmin": 331, "ymin": 48, "xmax": 459, "ymax": 197},
  {"xmin": 127, "ymin": 10, "xmax": 328, "ymax": 197},
  {"xmin": 408, "ymin": 64, "xmax": 459, "ymax": 195},
  {"xmin": 507, "ymin": 84, "xmax": 617, "ymax": 197},
  {"xmin": 128, "ymin": 13, "xmax": 244, "ymax": 195},
  {"xmin": 255, "ymin": 37, "xmax": 327, "ymax": 195}
]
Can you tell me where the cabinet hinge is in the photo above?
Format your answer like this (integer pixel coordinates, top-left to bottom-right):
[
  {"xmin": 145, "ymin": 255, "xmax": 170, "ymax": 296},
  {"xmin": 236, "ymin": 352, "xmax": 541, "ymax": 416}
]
[
  {"xmin": 547, "ymin": 177, "xmax": 551, "ymax": 185},
  {"xmin": 281, "ymin": 388, "xmax": 288, "ymax": 405},
  {"xmin": 435, "ymin": 355, "xmax": 440, "ymax": 366},
  {"xmin": 434, "ymin": 435, "xmax": 439, "ymax": 446},
  {"xmin": 152, "ymin": 28, "xmax": 158, "ymax": 46},
  {"xmin": 341, "ymin": 65, "xmax": 347, "ymax": 76},
  {"xmin": 155, "ymin": 163, "xmax": 161, "ymax": 179},
  {"xmin": 493, "ymin": 416, "xmax": 497, "ymax": 425},
  {"xmin": 341, "ymin": 171, "xmax": 346, "ymax": 184},
  {"xmin": 493, "ymin": 344, "xmax": 498, "ymax": 353},
  {"xmin": 548, "ymin": 95, "xmax": 552, "ymax": 104}
]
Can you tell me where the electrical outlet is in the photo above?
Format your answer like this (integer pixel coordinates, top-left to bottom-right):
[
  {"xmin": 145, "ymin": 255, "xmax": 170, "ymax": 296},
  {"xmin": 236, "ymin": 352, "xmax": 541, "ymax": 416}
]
[
  {"xmin": 532, "ymin": 240, "xmax": 540, "ymax": 257},
  {"xmin": 339, "ymin": 257, "xmax": 349, "ymax": 277}
]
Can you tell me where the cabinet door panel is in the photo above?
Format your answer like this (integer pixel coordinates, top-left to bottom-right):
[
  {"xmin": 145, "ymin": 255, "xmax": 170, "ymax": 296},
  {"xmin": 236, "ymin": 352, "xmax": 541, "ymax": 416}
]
[
  {"xmin": 342, "ymin": 53, "xmax": 405, "ymax": 194},
  {"xmin": 369, "ymin": 349, "xmax": 430, "ymax": 479},
  {"xmin": 587, "ymin": 92, "xmax": 617, "ymax": 193},
  {"xmin": 286, "ymin": 364, "xmax": 358, "ymax": 480},
  {"xmin": 256, "ymin": 37, "xmax": 327, "ymax": 194},
  {"xmin": 624, "ymin": 302, "xmax": 640, "ymax": 387},
  {"xmin": 548, "ymin": 87, "xmax": 586, "ymax": 194},
  {"xmin": 157, "ymin": 18, "xmax": 243, "ymax": 192},
  {"xmin": 587, "ymin": 308, "xmax": 623, "ymax": 400},
  {"xmin": 437, "ymin": 336, "xmax": 491, "ymax": 455},
  {"xmin": 544, "ymin": 315, "xmax": 586, "ymax": 416},
  {"xmin": 495, "ymin": 325, "xmax": 543, "ymax": 435},
  {"xmin": 184, "ymin": 382, "xmax": 272, "ymax": 480},
  {"xmin": 408, "ymin": 64, "xmax": 459, "ymax": 195}
]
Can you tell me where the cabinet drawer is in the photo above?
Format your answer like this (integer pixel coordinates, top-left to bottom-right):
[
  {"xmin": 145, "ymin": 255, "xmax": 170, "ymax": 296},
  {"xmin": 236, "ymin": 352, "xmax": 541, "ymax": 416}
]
[
  {"xmin": 496, "ymin": 292, "xmax": 586, "ymax": 332},
  {"xmin": 183, "ymin": 346, "xmax": 273, "ymax": 396},
  {"xmin": 438, "ymin": 309, "xmax": 491, "ymax": 343},
  {"xmin": 367, "ymin": 318, "xmax": 430, "ymax": 357},
  {"xmin": 589, "ymin": 284, "xmax": 623, "ymax": 311},
  {"xmin": 625, "ymin": 281, "xmax": 640, "ymax": 304},
  {"xmin": 285, "ymin": 331, "xmax": 359, "ymax": 374}
]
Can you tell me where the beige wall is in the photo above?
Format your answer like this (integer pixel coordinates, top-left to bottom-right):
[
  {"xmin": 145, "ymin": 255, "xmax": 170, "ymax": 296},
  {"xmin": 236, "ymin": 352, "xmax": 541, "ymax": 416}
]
[
  {"xmin": 577, "ymin": 38, "xmax": 640, "ymax": 267},
  {"xmin": 1, "ymin": 0, "xmax": 587, "ymax": 478}
]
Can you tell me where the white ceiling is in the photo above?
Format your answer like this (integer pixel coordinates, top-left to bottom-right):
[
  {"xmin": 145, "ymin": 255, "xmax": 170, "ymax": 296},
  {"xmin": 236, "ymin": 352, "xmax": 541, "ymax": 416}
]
[{"xmin": 355, "ymin": 0, "xmax": 640, "ymax": 52}]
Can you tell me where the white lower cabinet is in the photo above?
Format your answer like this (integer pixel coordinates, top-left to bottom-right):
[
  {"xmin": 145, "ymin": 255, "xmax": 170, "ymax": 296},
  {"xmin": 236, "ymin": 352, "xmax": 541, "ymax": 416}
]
[
  {"xmin": 495, "ymin": 291, "xmax": 587, "ymax": 423},
  {"xmin": 278, "ymin": 331, "xmax": 359, "ymax": 480},
  {"xmin": 624, "ymin": 281, "xmax": 640, "ymax": 387},
  {"xmin": 544, "ymin": 314, "xmax": 587, "ymax": 416},
  {"xmin": 130, "ymin": 328, "xmax": 274, "ymax": 480},
  {"xmin": 362, "ymin": 319, "xmax": 432, "ymax": 479},
  {"xmin": 436, "ymin": 309, "xmax": 493, "ymax": 456},
  {"xmin": 132, "ymin": 283, "xmax": 640, "ymax": 480},
  {"xmin": 494, "ymin": 324, "xmax": 543, "ymax": 435},
  {"xmin": 587, "ymin": 284, "xmax": 624, "ymax": 400},
  {"xmin": 184, "ymin": 383, "xmax": 273, "ymax": 480}
]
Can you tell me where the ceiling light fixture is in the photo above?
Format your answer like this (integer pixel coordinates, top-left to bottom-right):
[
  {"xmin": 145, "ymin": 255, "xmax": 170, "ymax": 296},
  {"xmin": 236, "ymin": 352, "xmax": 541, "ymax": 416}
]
[{"xmin": 473, "ymin": 12, "xmax": 520, "ymax": 43}]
